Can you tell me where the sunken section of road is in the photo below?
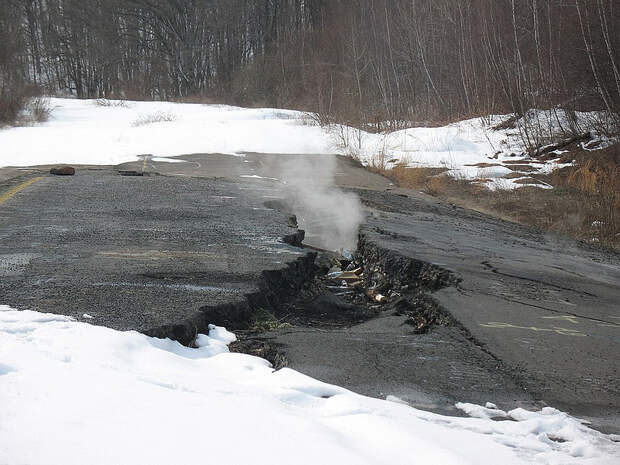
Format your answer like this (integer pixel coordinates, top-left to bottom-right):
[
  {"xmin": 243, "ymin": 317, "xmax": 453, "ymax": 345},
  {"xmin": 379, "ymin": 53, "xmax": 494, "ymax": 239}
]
[
  {"xmin": 271, "ymin": 187, "xmax": 620, "ymax": 432},
  {"xmin": 0, "ymin": 169, "xmax": 308, "ymax": 336}
]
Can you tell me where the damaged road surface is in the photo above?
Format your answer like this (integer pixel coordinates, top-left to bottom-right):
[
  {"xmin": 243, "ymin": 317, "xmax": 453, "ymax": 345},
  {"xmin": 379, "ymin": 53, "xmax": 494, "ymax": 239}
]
[
  {"xmin": 357, "ymin": 190, "xmax": 620, "ymax": 429},
  {"xmin": 0, "ymin": 168, "xmax": 308, "ymax": 341},
  {"xmin": 267, "ymin": 187, "xmax": 620, "ymax": 433},
  {"xmin": 1, "ymin": 153, "xmax": 619, "ymax": 434}
]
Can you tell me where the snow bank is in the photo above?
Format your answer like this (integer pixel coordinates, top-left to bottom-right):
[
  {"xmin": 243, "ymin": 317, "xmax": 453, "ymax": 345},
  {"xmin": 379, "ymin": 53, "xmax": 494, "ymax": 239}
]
[
  {"xmin": 333, "ymin": 109, "xmax": 606, "ymax": 168},
  {"xmin": 325, "ymin": 110, "xmax": 606, "ymax": 189},
  {"xmin": 331, "ymin": 117, "xmax": 509, "ymax": 169},
  {"xmin": 1, "ymin": 305, "xmax": 618, "ymax": 465}
]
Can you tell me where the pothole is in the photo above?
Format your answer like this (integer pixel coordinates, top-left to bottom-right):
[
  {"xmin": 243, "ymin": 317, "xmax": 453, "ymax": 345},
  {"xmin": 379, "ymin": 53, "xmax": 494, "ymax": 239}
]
[{"xmin": 223, "ymin": 234, "xmax": 459, "ymax": 369}]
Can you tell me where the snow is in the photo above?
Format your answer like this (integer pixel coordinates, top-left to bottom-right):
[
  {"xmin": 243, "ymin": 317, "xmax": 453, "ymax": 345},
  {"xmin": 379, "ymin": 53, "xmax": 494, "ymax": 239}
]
[
  {"xmin": 240, "ymin": 174, "xmax": 279, "ymax": 180},
  {"xmin": 1, "ymin": 305, "xmax": 618, "ymax": 465},
  {"xmin": 333, "ymin": 117, "xmax": 508, "ymax": 170},
  {"xmin": 0, "ymin": 98, "xmax": 332, "ymax": 167},
  {"xmin": 150, "ymin": 156, "xmax": 187, "ymax": 163},
  {"xmin": 456, "ymin": 401, "xmax": 508, "ymax": 419},
  {"xmin": 324, "ymin": 109, "xmax": 606, "ymax": 189}
]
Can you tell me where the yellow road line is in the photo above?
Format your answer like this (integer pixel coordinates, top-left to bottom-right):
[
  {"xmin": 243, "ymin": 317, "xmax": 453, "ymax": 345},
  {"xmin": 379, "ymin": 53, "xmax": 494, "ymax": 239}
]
[{"xmin": 0, "ymin": 177, "xmax": 43, "ymax": 205}]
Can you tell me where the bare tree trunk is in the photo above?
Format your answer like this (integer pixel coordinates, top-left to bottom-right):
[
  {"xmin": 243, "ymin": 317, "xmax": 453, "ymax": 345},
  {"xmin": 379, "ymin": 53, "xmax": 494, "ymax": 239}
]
[
  {"xmin": 597, "ymin": 0, "xmax": 620, "ymax": 103},
  {"xmin": 576, "ymin": 0, "xmax": 613, "ymax": 113},
  {"xmin": 411, "ymin": 0, "xmax": 444, "ymax": 111}
]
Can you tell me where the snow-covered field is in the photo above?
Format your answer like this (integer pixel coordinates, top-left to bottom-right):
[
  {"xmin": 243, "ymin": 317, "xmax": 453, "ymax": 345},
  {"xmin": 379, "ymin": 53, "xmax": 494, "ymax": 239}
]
[
  {"xmin": 0, "ymin": 98, "xmax": 581, "ymax": 189},
  {"xmin": 0, "ymin": 98, "xmax": 332, "ymax": 167},
  {"xmin": 1, "ymin": 306, "xmax": 618, "ymax": 465}
]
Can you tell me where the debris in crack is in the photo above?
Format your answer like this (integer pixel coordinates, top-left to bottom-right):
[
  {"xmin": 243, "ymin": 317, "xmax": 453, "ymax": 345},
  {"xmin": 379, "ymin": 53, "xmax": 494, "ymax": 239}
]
[
  {"xmin": 357, "ymin": 234, "xmax": 459, "ymax": 291},
  {"xmin": 293, "ymin": 234, "xmax": 459, "ymax": 333},
  {"xmin": 287, "ymin": 214, "xmax": 298, "ymax": 228},
  {"xmin": 388, "ymin": 294, "xmax": 452, "ymax": 333},
  {"xmin": 279, "ymin": 236, "xmax": 456, "ymax": 333}
]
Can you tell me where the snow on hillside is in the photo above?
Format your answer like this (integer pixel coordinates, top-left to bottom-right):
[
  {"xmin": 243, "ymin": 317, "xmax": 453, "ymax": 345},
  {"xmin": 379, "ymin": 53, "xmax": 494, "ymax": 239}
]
[
  {"xmin": 1, "ymin": 306, "xmax": 618, "ymax": 465},
  {"xmin": 327, "ymin": 111, "xmax": 588, "ymax": 190},
  {"xmin": 0, "ymin": 98, "xmax": 583, "ymax": 189}
]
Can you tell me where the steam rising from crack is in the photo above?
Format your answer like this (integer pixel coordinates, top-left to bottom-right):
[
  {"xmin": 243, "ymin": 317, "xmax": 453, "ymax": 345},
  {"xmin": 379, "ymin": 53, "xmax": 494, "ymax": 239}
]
[{"xmin": 278, "ymin": 156, "xmax": 364, "ymax": 252}]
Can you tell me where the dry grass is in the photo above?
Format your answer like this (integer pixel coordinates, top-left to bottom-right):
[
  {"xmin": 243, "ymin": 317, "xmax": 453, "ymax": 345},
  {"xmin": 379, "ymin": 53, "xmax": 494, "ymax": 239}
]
[
  {"xmin": 378, "ymin": 146, "xmax": 620, "ymax": 250},
  {"xmin": 27, "ymin": 97, "xmax": 51, "ymax": 122},
  {"xmin": 386, "ymin": 165, "xmax": 450, "ymax": 190},
  {"xmin": 249, "ymin": 308, "xmax": 291, "ymax": 332},
  {"xmin": 0, "ymin": 84, "xmax": 49, "ymax": 126},
  {"xmin": 95, "ymin": 98, "xmax": 129, "ymax": 108},
  {"xmin": 131, "ymin": 111, "xmax": 176, "ymax": 127}
]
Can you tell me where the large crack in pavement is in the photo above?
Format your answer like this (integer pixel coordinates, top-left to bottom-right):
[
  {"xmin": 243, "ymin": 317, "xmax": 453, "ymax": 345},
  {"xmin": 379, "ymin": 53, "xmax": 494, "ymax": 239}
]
[
  {"xmin": 221, "ymin": 228, "xmax": 539, "ymax": 420},
  {"xmin": 145, "ymin": 249, "xmax": 318, "ymax": 346}
]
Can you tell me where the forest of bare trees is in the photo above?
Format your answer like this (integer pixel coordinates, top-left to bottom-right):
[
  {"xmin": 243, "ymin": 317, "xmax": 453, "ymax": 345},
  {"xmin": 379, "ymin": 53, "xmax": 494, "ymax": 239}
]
[{"xmin": 1, "ymin": 0, "xmax": 620, "ymax": 132}]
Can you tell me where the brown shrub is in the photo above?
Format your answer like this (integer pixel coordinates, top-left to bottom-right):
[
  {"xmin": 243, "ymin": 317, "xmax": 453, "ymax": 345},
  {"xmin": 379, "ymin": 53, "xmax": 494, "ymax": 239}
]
[
  {"xmin": 552, "ymin": 147, "xmax": 619, "ymax": 246},
  {"xmin": 95, "ymin": 98, "xmax": 129, "ymax": 108},
  {"xmin": 0, "ymin": 84, "xmax": 49, "ymax": 126},
  {"xmin": 0, "ymin": 87, "xmax": 27, "ymax": 125},
  {"xmin": 376, "ymin": 145, "xmax": 620, "ymax": 250},
  {"xmin": 131, "ymin": 111, "xmax": 176, "ymax": 127},
  {"xmin": 27, "ymin": 96, "xmax": 51, "ymax": 122},
  {"xmin": 388, "ymin": 166, "xmax": 449, "ymax": 191}
]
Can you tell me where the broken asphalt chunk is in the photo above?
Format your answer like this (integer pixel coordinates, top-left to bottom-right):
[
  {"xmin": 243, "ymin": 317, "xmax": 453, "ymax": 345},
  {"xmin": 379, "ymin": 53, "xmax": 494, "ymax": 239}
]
[{"xmin": 50, "ymin": 166, "xmax": 75, "ymax": 176}]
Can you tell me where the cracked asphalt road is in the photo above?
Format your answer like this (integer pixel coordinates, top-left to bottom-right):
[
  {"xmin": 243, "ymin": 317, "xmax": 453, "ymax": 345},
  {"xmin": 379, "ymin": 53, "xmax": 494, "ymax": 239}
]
[
  {"xmin": 1, "ymin": 153, "xmax": 618, "ymax": 432},
  {"xmin": 355, "ymin": 189, "xmax": 620, "ymax": 431},
  {"xmin": 0, "ymin": 167, "xmax": 304, "ymax": 331}
]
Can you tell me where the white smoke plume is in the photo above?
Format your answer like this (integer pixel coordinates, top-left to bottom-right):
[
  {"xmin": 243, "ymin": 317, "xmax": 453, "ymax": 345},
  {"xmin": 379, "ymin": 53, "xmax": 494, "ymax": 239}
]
[{"xmin": 277, "ymin": 155, "xmax": 364, "ymax": 252}]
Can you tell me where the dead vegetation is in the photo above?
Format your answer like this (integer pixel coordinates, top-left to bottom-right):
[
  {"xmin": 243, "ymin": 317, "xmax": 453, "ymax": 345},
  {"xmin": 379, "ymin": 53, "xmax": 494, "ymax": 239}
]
[
  {"xmin": 26, "ymin": 96, "xmax": 51, "ymax": 123},
  {"xmin": 386, "ymin": 166, "xmax": 450, "ymax": 191},
  {"xmin": 0, "ymin": 90, "xmax": 26, "ymax": 125},
  {"xmin": 248, "ymin": 308, "xmax": 291, "ymax": 332},
  {"xmin": 95, "ymin": 98, "xmax": 129, "ymax": 108},
  {"xmin": 131, "ymin": 111, "xmax": 176, "ymax": 127},
  {"xmin": 379, "ymin": 146, "xmax": 620, "ymax": 250},
  {"xmin": 0, "ymin": 85, "xmax": 50, "ymax": 127}
]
